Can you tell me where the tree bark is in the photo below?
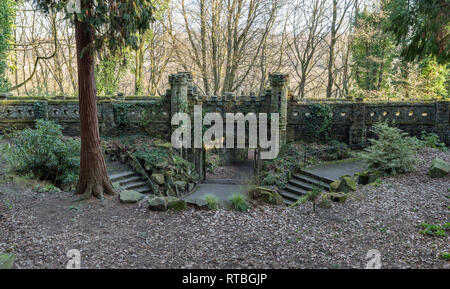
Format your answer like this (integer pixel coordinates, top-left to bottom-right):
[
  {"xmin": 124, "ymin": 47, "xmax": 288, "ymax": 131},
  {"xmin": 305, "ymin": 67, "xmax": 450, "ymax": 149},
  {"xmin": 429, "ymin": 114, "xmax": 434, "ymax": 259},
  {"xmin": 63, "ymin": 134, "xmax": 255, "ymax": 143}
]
[
  {"xmin": 74, "ymin": 14, "xmax": 115, "ymax": 200},
  {"xmin": 135, "ymin": 35, "xmax": 145, "ymax": 95},
  {"xmin": 326, "ymin": 0, "xmax": 337, "ymax": 98},
  {"xmin": 377, "ymin": 43, "xmax": 385, "ymax": 90}
]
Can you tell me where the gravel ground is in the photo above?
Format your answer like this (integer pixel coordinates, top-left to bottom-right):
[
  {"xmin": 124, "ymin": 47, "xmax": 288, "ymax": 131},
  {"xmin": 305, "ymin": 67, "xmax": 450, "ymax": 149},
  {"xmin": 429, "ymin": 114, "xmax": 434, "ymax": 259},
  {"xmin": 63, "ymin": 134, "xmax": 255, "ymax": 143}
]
[{"xmin": 0, "ymin": 147, "xmax": 448, "ymax": 269}]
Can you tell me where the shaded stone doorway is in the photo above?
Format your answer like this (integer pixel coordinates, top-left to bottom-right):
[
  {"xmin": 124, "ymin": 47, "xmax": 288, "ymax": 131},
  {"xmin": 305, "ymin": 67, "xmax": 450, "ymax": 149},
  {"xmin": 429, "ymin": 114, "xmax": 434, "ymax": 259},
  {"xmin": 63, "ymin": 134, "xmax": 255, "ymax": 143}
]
[{"xmin": 205, "ymin": 148, "xmax": 256, "ymax": 184}]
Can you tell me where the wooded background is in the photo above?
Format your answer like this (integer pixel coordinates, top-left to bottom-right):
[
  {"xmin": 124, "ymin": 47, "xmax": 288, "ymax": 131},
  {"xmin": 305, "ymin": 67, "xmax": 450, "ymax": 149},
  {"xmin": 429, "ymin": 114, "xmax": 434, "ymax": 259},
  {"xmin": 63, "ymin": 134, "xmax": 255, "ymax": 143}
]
[{"xmin": 0, "ymin": 0, "xmax": 448, "ymax": 99}]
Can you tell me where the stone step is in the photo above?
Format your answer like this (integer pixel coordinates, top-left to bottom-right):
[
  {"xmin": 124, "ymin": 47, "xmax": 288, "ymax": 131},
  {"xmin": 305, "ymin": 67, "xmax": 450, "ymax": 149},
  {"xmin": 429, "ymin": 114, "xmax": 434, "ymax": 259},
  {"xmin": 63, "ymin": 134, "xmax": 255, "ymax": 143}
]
[
  {"xmin": 114, "ymin": 175, "xmax": 144, "ymax": 186},
  {"xmin": 121, "ymin": 181, "xmax": 148, "ymax": 190},
  {"xmin": 280, "ymin": 190, "xmax": 302, "ymax": 201},
  {"xmin": 135, "ymin": 186, "xmax": 153, "ymax": 194},
  {"xmin": 283, "ymin": 184, "xmax": 308, "ymax": 196},
  {"xmin": 297, "ymin": 170, "xmax": 334, "ymax": 184},
  {"xmin": 288, "ymin": 178, "xmax": 315, "ymax": 191},
  {"xmin": 284, "ymin": 198, "xmax": 294, "ymax": 206},
  {"xmin": 291, "ymin": 174, "xmax": 330, "ymax": 191},
  {"xmin": 109, "ymin": 171, "xmax": 137, "ymax": 182}
]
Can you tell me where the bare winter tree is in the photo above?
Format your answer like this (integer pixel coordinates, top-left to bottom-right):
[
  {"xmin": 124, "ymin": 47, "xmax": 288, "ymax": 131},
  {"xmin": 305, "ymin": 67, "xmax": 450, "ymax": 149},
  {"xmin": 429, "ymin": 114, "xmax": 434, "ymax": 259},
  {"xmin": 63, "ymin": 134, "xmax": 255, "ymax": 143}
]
[
  {"xmin": 325, "ymin": 0, "xmax": 353, "ymax": 98},
  {"xmin": 8, "ymin": 0, "xmax": 369, "ymax": 99},
  {"xmin": 287, "ymin": 0, "xmax": 329, "ymax": 99},
  {"xmin": 169, "ymin": 0, "xmax": 282, "ymax": 96}
]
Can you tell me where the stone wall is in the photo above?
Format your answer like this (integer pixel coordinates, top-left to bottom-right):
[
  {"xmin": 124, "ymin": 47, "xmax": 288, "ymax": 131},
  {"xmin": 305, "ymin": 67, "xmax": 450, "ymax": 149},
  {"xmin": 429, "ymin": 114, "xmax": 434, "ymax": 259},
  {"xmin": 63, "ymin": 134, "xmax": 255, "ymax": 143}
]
[
  {"xmin": 286, "ymin": 99, "xmax": 450, "ymax": 146},
  {"xmin": 0, "ymin": 73, "xmax": 449, "ymax": 147},
  {"xmin": 0, "ymin": 96, "xmax": 171, "ymax": 138}
]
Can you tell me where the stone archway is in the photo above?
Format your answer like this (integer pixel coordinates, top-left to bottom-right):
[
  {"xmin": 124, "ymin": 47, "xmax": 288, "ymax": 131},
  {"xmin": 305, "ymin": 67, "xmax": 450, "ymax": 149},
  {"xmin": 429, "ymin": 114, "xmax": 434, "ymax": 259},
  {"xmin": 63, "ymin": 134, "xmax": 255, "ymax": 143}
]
[{"xmin": 167, "ymin": 71, "xmax": 288, "ymax": 185}]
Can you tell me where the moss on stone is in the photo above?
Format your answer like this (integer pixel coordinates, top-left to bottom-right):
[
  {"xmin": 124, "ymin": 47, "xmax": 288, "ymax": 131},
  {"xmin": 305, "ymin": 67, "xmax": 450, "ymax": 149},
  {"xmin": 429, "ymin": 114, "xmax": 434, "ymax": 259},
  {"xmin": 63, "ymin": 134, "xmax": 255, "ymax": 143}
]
[
  {"xmin": 148, "ymin": 196, "xmax": 167, "ymax": 211},
  {"xmin": 330, "ymin": 180, "xmax": 340, "ymax": 192},
  {"xmin": 337, "ymin": 176, "xmax": 356, "ymax": 192},
  {"xmin": 329, "ymin": 192, "xmax": 347, "ymax": 203},
  {"xmin": 166, "ymin": 196, "xmax": 187, "ymax": 211},
  {"xmin": 357, "ymin": 170, "xmax": 380, "ymax": 185},
  {"xmin": 428, "ymin": 158, "xmax": 450, "ymax": 178},
  {"xmin": 0, "ymin": 253, "xmax": 15, "ymax": 269},
  {"xmin": 147, "ymin": 196, "xmax": 186, "ymax": 211},
  {"xmin": 151, "ymin": 173, "xmax": 165, "ymax": 185}
]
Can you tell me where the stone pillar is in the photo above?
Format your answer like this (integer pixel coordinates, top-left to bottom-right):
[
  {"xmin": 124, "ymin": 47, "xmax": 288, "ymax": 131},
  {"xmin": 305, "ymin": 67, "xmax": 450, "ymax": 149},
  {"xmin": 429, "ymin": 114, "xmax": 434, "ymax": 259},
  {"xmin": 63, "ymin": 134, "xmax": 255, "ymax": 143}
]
[
  {"xmin": 168, "ymin": 72, "xmax": 189, "ymax": 160},
  {"xmin": 169, "ymin": 72, "xmax": 189, "ymax": 117},
  {"xmin": 169, "ymin": 72, "xmax": 204, "ymax": 182},
  {"xmin": 349, "ymin": 97, "xmax": 367, "ymax": 148},
  {"xmin": 101, "ymin": 101, "xmax": 115, "ymax": 135},
  {"xmin": 435, "ymin": 101, "xmax": 450, "ymax": 145},
  {"xmin": 269, "ymin": 73, "xmax": 288, "ymax": 145}
]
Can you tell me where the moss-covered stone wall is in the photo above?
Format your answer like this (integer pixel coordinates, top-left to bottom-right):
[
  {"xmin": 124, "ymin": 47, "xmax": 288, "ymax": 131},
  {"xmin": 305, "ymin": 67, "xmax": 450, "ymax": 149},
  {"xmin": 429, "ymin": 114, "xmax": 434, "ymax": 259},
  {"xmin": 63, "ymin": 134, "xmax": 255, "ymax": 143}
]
[{"xmin": 1, "ymin": 74, "xmax": 448, "ymax": 147}]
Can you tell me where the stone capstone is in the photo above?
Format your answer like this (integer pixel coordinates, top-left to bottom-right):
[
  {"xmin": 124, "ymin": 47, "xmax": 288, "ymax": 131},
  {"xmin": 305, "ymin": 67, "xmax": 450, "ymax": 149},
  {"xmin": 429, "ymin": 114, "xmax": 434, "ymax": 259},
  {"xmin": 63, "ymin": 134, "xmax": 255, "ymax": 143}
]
[
  {"xmin": 337, "ymin": 176, "xmax": 356, "ymax": 192},
  {"xmin": 119, "ymin": 190, "xmax": 145, "ymax": 203},
  {"xmin": 428, "ymin": 158, "xmax": 450, "ymax": 178},
  {"xmin": 329, "ymin": 192, "xmax": 348, "ymax": 203},
  {"xmin": 148, "ymin": 196, "xmax": 186, "ymax": 211}
]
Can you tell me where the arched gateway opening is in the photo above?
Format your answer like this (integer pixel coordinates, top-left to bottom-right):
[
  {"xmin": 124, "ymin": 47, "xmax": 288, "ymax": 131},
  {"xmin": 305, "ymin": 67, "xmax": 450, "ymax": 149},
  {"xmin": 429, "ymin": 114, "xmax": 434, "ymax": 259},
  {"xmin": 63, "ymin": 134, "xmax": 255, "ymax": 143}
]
[
  {"xmin": 205, "ymin": 148, "xmax": 257, "ymax": 185},
  {"xmin": 168, "ymin": 72, "xmax": 288, "ymax": 206},
  {"xmin": 168, "ymin": 71, "xmax": 288, "ymax": 183}
]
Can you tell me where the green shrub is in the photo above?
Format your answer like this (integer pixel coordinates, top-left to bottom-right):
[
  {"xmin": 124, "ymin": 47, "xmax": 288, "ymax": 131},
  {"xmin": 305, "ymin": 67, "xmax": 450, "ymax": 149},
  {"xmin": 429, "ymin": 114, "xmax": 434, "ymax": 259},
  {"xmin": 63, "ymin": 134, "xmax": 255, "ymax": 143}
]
[
  {"xmin": 1, "ymin": 125, "xmax": 20, "ymax": 139},
  {"xmin": 440, "ymin": 252, "xmax": 450, "ymax": 261},
  {"xmin": 38, "ymin": 184, "xmax": 61, "ymax": 193},
  {"xmin": 290, "ymin": 186, "xmax": 322, "ymax": 212},
  {"xmin": 306, "ymin": 186, "xmax": 322, "ymax": 212},
  {"xmin": 262, "ymin": 174, "xmax": 278, "ymax": 186},
  {"xmin": 318, "ymin": 195, "xmax": 332, "ymax": 209},
  {"xmin": 419, "ymin": 131, "xmax": 447, "ymax": 151},
  {"xmin": 133, "ymin": 147, "xmax": 169, "ymax": 167},
  {"xmin": 289, "ymin": 195, "xmax": 308, "ymax": 208},
  {"xmin": 205, "ymin": 153, "xmax": 220, "ymax": 173},
  {"xmin": 172, "ymin": 153, "xmax": 194, "ymax": 170},
  {"xmin": 204, "ymin": 194, "xmax": 219, "ymax": 210},
  {"xmin": 0, "ymin": 136, "xmax": 5, "ymax": 155},
  {"xmin": 230, "ymin": 193, "xmax": 249, "ymax": 212},
  {"xmin": 258, "ymin": 143, "xmax": 305, "ymax": 188},
  {"xmin": 418, "ymin": 223, "xmax": 449, "ymax": 237},
  {"xmin": 323, "ymin": 140, "xmax": 349, "ymax": 160},
  {"xmin": 6, "ymin": 120, "xmax": 80, "ymax": 188},
  {"xmin": 358, "ymin": 122, "xmax": 420, "ymax": 175}
]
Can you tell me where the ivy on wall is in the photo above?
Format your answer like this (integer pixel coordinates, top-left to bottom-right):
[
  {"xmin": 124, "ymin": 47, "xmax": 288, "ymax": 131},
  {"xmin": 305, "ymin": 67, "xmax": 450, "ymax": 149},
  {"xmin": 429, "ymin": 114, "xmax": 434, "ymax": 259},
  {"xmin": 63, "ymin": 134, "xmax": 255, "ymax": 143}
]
[
  {"xmin": 140, "ymin": 100, "xmax": 165, "ymax": 126},
  {"xmin": 33, "ymin": 102, "xmax": 46, "ymax": 120},
  {"xmin": 305, "ymin": 103, "xmax": 333, "ymax": 142},
  {"xmin": 113, "ymin": 103, "xmax": 132, "ymax": 128}
]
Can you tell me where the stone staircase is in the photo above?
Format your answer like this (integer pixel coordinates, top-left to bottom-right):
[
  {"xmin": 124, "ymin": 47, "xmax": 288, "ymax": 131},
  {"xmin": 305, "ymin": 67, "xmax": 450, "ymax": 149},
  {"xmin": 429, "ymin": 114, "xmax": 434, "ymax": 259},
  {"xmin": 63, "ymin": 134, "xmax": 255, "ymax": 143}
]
[
  {"xmin": 109, "ymin": 171, "xmax": 153, "ymax": 194},
  {"xmin": 280, "ymin": 170, "xmax": 333, "ymax": 206}
]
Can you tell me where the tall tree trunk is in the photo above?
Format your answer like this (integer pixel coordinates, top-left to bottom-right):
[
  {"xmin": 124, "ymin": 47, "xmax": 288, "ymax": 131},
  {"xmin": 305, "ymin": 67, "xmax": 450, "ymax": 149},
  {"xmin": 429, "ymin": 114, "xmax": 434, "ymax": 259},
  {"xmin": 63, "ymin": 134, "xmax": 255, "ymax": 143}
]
[
  {"xmin": 365, "ymin": 42, "xmax": 371, "ymax": 90},
  {"xmin": 342, "ymin": 40, "xmax": 350, "ymax": 97},
  {"xmin": 377, "ymin": 44, "xmax": 385, "ymax": 90},
  {"xmin": 200, "ymin": 0, "xmax": 210, "ymax": 95},
  {"xmin": 135, "ymin": 36, "xmax": 145, "ymax": 95},
  {"xmin": 298, "ymin": 70, "xmax": 307, "ymax": 99},
  {"xmin": 211, "ymin": 0, "xmax": 220, "ymax": 95},
  {"xmin": 74, "ymin": 15, "xmax": 114, "ymax": 200},
  {"xmin": 343, "ymin": 0, "xmax": 358, "ymax": 98},
  {"xmin": 326, "ymin": 0, "xmax": 337, "ymax": 98}
]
